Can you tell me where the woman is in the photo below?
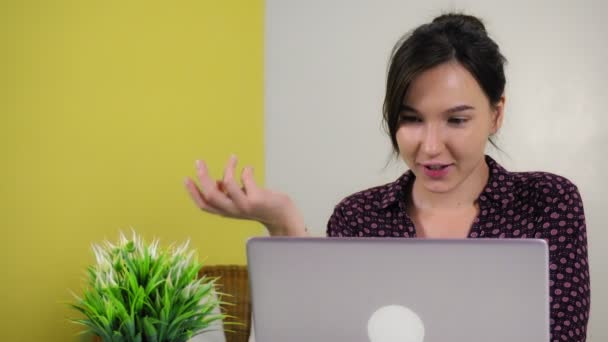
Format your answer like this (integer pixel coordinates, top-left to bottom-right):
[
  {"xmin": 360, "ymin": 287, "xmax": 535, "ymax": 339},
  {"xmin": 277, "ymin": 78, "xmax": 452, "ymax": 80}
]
[{"xmin": 185, "ymin": 13, "xmax": 590, "ymax": 341}]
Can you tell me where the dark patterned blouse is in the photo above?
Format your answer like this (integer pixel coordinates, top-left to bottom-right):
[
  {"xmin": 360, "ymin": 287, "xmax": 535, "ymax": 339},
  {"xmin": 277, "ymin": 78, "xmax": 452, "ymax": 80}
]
[{"xmin": 327, "ymin": 155, "xmax": 590, "ymax": 341}]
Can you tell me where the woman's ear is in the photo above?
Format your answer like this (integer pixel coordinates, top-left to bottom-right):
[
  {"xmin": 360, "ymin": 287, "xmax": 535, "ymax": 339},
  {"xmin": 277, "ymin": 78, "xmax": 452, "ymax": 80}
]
[{"xmin": 491, "ymin": 94, "xmax": 506, "ymax": 134}]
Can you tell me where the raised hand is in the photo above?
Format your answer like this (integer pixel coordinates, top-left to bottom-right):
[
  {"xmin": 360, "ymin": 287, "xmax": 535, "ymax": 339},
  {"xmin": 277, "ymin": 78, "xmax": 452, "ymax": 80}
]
[{"xmin": 184, "ymin": 155, "xmax": 307, "ymax": 237}]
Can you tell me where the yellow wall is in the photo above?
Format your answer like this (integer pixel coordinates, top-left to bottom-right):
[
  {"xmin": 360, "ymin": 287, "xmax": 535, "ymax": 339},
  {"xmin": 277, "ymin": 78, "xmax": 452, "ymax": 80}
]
[{"xmin": 1, "ymin": 1, "xmax": 264, "ymax": 340}]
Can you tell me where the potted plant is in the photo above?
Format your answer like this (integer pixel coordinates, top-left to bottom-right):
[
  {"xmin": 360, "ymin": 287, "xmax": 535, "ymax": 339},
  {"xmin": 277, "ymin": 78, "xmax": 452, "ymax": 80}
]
[{"xmin": 70, "ymin": 231, "xmax": 226, "ymax": 342}]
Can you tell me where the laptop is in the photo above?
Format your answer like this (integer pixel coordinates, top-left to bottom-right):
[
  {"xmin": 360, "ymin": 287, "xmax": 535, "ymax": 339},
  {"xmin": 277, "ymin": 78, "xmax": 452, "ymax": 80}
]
[{"xmin": 246, "ymin": 237, "xmax": 549, "ymax": 342}]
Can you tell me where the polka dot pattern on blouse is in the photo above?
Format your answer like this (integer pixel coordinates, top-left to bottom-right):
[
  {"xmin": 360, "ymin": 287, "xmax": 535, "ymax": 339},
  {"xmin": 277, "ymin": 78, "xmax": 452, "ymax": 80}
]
[{"xmin": 327, "ymin": 155, "xmax": 590, "ymax": 342}]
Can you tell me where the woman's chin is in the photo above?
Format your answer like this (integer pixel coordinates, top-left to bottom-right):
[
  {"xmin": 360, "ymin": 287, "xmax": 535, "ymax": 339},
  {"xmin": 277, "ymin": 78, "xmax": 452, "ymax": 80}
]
[{"xmin": 421, "ymin": 180, "xmax": 455, "ymax": 194}]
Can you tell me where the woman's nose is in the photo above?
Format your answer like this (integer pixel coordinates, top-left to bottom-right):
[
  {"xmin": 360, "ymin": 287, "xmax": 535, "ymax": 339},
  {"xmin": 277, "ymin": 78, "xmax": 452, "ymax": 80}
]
[{"xmin": 421, "ymin": 124, "xmax": 444, "ymax": 156}]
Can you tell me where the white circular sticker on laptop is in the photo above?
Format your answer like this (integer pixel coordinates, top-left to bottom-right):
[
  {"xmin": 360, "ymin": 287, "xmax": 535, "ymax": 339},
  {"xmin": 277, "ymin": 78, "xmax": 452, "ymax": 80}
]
[{"xmin": 367, "ymin": 305, "xmax": 425, "ymax": 342}]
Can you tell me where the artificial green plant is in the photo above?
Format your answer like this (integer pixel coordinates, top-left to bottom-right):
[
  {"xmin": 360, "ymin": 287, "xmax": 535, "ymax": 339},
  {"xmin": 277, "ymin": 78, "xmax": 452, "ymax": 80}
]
[{"xmin": 70, "ymin": 231, "xmax": 226, "ymax": 342}]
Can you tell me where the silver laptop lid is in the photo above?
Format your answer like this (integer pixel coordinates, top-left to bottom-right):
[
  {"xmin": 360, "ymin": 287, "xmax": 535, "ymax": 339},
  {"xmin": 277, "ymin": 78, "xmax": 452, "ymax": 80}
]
[{"xmin": 247, "ymin": 237, "xmax": 549, "ymax": 342}]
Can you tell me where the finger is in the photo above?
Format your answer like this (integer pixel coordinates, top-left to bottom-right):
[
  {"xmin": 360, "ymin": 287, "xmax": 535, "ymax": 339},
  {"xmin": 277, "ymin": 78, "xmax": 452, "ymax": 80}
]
[
  {"xmin": 222, "ymin": 155, "xmax": 238, "ymax": 184},
  {"xmin": 241, "ymin": 166, "xmax": 260, "ymax": 195},
  {"xmin": 222, "ymin": 155, "xmax": 249, "ymax": 209},
  {"xmin": 195, "ymin": 159, "xmax": 216, "ymax": 195},
  {"xmin": 195, "ymin": 159, "xmax": 237, "ymax": 212},
  {"xmin": 183, "ymin": 177, "xmax": 222, "ymax": 215}
]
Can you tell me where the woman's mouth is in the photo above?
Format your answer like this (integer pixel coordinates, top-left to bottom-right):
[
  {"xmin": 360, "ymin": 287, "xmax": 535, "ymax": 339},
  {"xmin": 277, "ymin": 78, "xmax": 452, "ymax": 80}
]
[{"xmin": 421, "ymin": 164, "xmax": 452, "ymax": 179}]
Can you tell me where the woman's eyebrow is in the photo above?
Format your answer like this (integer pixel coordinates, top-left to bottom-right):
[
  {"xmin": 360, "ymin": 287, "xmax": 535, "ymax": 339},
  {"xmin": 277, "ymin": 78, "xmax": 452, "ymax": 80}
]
[
  {"xmin": 444, "ymin": 105, "xmax": 475, "ymax": 114},
  {"xmin": 399, "ymin": 104, "xmax": 475, "ymax": 114}
]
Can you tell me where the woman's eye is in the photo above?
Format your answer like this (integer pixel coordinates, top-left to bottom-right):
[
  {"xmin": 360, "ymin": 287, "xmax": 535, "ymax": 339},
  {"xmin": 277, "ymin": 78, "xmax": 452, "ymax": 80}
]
[{"xmin": 448, "ymin": 117, "xmax": 468, "ymax": 125}]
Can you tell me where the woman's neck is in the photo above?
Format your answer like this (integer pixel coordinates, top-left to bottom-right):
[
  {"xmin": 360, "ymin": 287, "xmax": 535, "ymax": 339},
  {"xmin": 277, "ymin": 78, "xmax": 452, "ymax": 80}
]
[{"xmin": 410, "ymin": 159, "xmax": 490, "ymax": 210}]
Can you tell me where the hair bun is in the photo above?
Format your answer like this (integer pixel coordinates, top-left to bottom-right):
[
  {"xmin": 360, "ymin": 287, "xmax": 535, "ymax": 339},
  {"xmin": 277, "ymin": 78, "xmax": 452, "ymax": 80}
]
[{"xmin": 432, "ymin": 13, "xmax": 487, "ymax": 34}]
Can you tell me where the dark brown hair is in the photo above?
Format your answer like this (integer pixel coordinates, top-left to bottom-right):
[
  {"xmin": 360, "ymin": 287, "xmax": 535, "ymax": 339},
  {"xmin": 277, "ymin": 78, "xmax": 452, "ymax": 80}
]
[{"xmin": 383, "ymin": 13, "xmax": 507, "ymax": 153}]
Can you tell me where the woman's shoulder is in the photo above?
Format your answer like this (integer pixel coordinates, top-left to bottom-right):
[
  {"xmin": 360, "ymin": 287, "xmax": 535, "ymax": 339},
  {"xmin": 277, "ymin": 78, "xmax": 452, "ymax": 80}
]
[
  {"xmin": 488, "ymin": 156, "xmax": 582, "ymax": 201},
  {"xmin": 509, "ymin": 170, "xmax": 579, "ymax": 193},
  {"xmin": 332, "ymin": 172, "xmax": 412, "ymax": 214},
  {"xmin": 327, "ymin": 174, "xmax": 411, "ymax": 236}
]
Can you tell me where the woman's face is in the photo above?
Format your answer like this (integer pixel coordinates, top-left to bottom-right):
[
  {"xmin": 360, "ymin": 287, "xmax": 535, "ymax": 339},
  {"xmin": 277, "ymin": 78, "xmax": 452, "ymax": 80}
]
[{"xmin": 396, "ymin": 61, "xmax": 504, "ymax": 194}]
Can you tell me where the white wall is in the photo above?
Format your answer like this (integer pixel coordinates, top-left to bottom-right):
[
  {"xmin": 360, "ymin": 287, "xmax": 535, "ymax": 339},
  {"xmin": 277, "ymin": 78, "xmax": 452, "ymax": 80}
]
[{"xmin": 265, "ymin": 0, "xmax": 607, "ymax": 340}]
